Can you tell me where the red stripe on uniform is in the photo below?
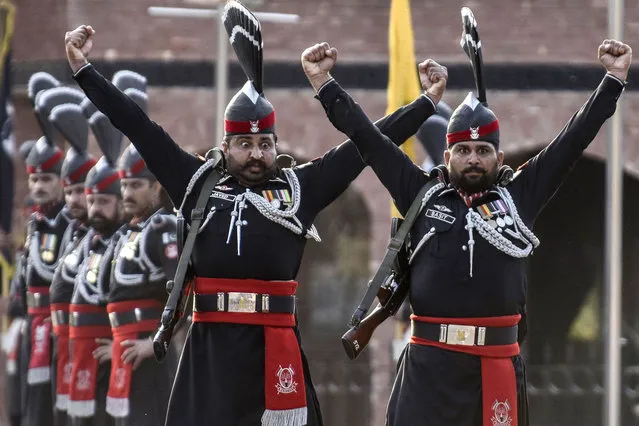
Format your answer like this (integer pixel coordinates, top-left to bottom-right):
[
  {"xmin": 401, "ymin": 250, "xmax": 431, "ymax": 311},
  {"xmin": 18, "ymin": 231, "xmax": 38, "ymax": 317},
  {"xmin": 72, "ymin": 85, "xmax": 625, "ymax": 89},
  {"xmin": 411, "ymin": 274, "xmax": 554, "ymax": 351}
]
[
  {"xmin": 446, "ymin": 119, "xmax": 499, "ymax": 145},
  {"xmin": 224, "ymin": 110, "xmax": 276, "ymax": 134}
]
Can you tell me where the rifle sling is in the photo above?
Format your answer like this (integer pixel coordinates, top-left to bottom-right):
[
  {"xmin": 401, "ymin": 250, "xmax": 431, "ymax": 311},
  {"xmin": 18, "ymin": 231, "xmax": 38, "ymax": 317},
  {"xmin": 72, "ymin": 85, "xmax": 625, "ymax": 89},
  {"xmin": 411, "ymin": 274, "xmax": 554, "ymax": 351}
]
[
  {"xmin": 171, "ymin": 164, "xmax": 225, "ymax": 300},
  {"xmin": 349, "ymin": 178, "xmax": 440, "ymax": 326}
]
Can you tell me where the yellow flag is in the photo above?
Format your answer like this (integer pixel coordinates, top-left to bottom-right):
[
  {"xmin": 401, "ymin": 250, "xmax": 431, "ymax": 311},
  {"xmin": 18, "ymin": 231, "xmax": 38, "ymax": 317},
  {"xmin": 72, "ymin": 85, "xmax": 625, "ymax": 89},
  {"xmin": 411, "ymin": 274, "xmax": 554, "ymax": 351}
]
[{"xmin": 387, "ymin": 0, "xmax": 422, "ymax": 217}]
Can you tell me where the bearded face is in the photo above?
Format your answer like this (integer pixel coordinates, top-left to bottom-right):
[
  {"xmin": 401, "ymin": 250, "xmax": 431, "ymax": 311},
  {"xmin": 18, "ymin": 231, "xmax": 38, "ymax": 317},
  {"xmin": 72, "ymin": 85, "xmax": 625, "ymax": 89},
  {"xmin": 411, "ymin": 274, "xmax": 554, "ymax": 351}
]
[
  {"xmin": 445, "ymin": 142, "xmax": 503, "ymax": 194},
  {"xmin": 222, "ymin": 134, "xmax": 278, "ymax": 187}
]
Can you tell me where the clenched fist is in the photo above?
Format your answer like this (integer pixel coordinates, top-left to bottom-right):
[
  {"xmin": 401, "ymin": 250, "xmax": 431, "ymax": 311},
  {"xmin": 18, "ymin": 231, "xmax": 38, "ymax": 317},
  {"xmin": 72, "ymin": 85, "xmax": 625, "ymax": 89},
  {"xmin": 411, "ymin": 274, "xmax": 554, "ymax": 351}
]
[
  {"xmin": 302, "ymin": 42, "xmax": 338, "ymax": 92},
  {"xmin": 65, "ymin": 25, "xmax": 95, "ymax": 74},
  {"xmin": 599, "ymin": 39, "xmax": 632, "ymax": 82},
  {"xmin": 418, "ymin": 59, "xmax": 448, "ymax": 105}
]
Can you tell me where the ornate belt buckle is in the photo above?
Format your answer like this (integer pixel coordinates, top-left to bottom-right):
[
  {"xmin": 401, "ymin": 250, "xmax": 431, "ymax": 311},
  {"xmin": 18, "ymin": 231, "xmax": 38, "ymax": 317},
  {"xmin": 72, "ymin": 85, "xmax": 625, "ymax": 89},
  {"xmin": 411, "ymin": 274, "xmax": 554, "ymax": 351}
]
[
  {"xmin": 58, "ymin": 310, "xmax": 67, "ymax": 326},
  {"xmin": 227, "ymin": 292, "xmax": 257, "ymax": 313},
  {"xmin": 108, "ymin": 312, "xmax": 119, "ymax": 328},
  {"xmin": 70, "ymin": 312, "xmax": 80, "ymax": 327},
  {"xmin": 446, "ymin": 324, "xmax": 476, "ymax": 346}
]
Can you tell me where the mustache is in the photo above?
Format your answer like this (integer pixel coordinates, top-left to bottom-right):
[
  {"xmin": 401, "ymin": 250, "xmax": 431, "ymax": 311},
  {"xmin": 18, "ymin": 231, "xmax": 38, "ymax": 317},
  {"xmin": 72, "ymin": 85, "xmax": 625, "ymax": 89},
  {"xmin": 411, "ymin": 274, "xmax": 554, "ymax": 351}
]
[
  {"xmin": 67, "ymin": 202, "xmax": 85, "ymax": 211},
  {"xmin": 243, "ymin": 159, "xmax": 266, "ymax": 170},
  {"xmin": 123, "ymin": 198, "xmax": 137, "ymax": 205},
  {"xmin": 462, "ymin": 166, "xmax": 486, "ymax": 174},
  {"xmin": 89, "ymin": 213, "xmax": 107, "ymax": 223}
]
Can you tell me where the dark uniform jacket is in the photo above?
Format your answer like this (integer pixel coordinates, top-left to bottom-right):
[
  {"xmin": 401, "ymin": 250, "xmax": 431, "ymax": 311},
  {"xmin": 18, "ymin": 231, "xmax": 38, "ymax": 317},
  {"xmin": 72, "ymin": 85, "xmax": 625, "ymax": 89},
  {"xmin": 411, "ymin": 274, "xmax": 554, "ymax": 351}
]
[
  {"xmin": 316, "ymin": 75, "xmax": 625, "ymax": 425},
  {"xmin": 74, "ymin": 65, "xmax": 435, "ymax": 425}
]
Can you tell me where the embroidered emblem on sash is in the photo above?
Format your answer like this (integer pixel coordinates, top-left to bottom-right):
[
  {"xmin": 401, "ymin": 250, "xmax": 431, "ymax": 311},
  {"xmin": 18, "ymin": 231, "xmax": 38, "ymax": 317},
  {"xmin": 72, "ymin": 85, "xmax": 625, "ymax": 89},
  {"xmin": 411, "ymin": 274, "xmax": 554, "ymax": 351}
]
[
  {"xmin": 491, "ymin": 399, "xmax": 512, "ymax": 425},
  {"xmin": 275, "ymin": 364, "xmax": 298, "ymax": 394}
]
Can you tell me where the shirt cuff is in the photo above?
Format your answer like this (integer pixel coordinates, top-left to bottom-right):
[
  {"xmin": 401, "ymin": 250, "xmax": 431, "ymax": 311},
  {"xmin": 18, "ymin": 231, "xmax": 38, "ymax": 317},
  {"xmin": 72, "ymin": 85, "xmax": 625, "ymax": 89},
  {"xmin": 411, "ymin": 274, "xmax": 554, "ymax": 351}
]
[
  {"xmin": 316, "ymin": 78, "xmax": 336, "ymax": 96},
  {"xmin": 605, "ymin": 72, "xmax": 626, "ymax": 87},
  {"xmin": 73, "ymin": 62, "xmax": 92, "ymax": 79},
  {"xmin": 420, "ymin": 93, "xmax": 437, "ymax": 111}
]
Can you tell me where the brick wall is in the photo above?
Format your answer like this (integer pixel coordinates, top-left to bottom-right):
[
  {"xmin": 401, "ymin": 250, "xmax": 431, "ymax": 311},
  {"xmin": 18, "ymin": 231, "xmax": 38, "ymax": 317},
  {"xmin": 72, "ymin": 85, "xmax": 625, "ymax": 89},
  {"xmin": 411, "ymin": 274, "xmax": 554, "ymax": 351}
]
[{"xmin": 9, "ymin": 0, "xmax": 639, "ymax": 423}]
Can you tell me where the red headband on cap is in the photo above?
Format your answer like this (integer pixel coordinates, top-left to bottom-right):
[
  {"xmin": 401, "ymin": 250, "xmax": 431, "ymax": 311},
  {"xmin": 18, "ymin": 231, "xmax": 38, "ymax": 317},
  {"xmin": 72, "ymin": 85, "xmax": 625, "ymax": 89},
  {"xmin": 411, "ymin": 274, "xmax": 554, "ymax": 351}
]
[
  {"xmin": 446, "ymin": 120, "xmax": 499, "ymax": 145},
  {"xmin": 224, "ymin": 110, "xmax": 276, "ymax": 134}
]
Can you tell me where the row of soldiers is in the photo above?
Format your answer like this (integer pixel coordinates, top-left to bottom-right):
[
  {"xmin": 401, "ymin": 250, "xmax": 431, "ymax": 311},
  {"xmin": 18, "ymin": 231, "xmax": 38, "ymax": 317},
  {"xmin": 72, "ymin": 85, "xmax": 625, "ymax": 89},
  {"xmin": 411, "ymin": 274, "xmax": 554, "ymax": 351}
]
[{"xmin": 5, "ymin": 70, "xmax": 182, "ymax": 426}]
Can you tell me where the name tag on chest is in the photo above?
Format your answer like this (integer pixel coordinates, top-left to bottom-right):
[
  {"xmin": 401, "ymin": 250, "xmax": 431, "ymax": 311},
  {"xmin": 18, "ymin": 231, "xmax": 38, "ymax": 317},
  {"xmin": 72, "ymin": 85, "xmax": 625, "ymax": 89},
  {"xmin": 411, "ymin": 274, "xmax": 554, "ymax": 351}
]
[
  {"xmin": 425, "ymin": 209, "xmax": 456, "ymax": 224},
  {"xmin": 210, "ymin": 191, "xmax": 237, "ymax": 202}
]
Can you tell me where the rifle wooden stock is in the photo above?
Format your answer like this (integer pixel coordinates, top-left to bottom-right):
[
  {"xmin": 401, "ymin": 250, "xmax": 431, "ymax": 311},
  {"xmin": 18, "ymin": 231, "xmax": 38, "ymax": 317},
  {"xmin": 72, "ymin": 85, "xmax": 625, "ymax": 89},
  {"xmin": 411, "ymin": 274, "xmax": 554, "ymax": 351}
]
[
  {"xmin": 342, "ymin": 274, "xmax": 409, "ymax": 360},
  {"xmin": 342, "ymin": 304, "xmax": 391, "ymax": 360}
]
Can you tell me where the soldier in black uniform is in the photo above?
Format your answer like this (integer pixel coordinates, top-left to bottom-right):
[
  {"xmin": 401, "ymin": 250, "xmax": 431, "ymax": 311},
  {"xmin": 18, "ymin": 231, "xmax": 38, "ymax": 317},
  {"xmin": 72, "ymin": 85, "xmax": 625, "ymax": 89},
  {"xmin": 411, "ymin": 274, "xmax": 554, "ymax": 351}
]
[
  {"xmin": 103, "ymin": 76, "xmax": 179, "ymax": 425},
  {"xmin": 316, "ymin": 39, "xmax": 631, "ymax": 426},
  {"xmin": 63, "ymin": 4, "xmax": 444, "ymax": 423},
  {"xmin": 5, "ymin": 141, "xmax": 37, "ymax": 426},
  {"xmin": 49, "ymin": 102, "xmax": 96, "ymax": 425},
  {"xmin": 66, "ymin": 108, "xmax": 124, "ymax": 426},
  {"xmin": 15, "ymin": 72, "xmax": 86, "ymax": 426}
]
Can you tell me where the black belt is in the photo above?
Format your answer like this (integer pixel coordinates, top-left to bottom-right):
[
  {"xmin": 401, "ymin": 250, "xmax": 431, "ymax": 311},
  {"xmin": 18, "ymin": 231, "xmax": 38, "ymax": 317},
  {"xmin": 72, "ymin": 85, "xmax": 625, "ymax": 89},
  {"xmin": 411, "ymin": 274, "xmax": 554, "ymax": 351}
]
[
  {"xmin": 27, "ymin": 292, "xmax": 50, "ymax": 308},
  {"xmin": 194, "ymin": 292, "xmax": 296, "ymax": 314},
  {"xmin": 51, "ymin": 310, "xmax": 70, "ymax": 327},
  {"xmin": 108, "ymin": 307, "xmax": 162, "ymax": 328},
  {"xmin": 69, "ymin": 312, "xmax": 110, "ymax": 327},
  {"xmin": 411, "ymin": 320, "xmax": 518, "ymax": 347}
]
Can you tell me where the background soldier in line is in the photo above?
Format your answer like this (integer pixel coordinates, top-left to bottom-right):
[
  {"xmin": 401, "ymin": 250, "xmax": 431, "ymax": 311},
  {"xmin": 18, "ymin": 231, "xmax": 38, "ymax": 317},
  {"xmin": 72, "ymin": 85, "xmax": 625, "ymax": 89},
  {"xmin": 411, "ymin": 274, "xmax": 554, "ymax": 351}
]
[
  {"xmin": 4, "ymin": 142, "xmax": 37, "ymax": 426},
  {"xmin": 104, "ymin": 74, "xmax": 178, "ymax": 425},
  {"xmin": 13, "ymin": 72, "xmax": 85, "ymax": 426},
  {"xmin": 66, "ymin": 107, "xmax": 123, "ymax": 426},
  {"xmin": 49, "ymin": 101, "xmax": 96, "ymax": 426}
]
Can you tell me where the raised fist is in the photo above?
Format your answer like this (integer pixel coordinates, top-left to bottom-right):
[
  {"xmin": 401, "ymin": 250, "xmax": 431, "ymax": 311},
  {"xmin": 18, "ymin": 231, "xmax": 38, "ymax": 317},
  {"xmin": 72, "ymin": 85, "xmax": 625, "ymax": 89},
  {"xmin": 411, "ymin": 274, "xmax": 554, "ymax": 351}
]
[
  {"xmin": 302, "ymin": 42, "xmax": 338, "ymax": 92},
  {"xmin": 599, "ymin": 39, "xmax": 632, "ymax": 82},
  {"xmin": 65, "ymin": 25, "xmax": 95, "ymax": 73},
  {"xmin": 418, "ymin": 59, "xmax": 448, "ymax": 105}
]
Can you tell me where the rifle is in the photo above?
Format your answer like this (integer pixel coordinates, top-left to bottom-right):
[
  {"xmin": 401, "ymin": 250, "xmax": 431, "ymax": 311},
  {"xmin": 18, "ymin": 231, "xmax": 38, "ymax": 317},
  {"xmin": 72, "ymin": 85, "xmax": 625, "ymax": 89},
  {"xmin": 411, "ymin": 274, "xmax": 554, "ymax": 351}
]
[
  {"xmin": 153, "ymin": 150, "xmax": 225, "ymax": 361},
  {"xmin": 341, "ymin": 176, "xmax": 442, "ymax": 360},
  {"xmin": 342, "ymin": 217, "xmax": 409, "ymax": 359}
]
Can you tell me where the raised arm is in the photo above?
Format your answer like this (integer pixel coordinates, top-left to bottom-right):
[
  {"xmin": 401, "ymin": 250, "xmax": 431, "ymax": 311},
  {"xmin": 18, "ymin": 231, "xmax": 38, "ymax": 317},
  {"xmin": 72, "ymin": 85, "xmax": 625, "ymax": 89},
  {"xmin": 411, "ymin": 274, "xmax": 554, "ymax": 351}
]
[
  {"xmin": 295, "ymin": 43, "xmax": 442, "ymax": 215},
  {"xmin": 65, "ymin": 25, "xmax": 202, "ymax": 206},
  {"xmin": 303, "ymin": 46, "xmax": 448, "ymax": 215},
  {"xmin": 513, "ymin": 40, "xmax": 631, "ymax": 218}
]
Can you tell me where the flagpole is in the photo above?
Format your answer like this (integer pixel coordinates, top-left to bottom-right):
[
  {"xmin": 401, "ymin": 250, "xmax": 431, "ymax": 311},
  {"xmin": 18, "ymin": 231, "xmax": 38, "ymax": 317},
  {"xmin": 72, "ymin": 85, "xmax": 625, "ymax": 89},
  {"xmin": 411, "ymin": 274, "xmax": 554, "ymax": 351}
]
[{"xmin": 604, "ymin": 0, "xmax": 624, "ymax": 424}]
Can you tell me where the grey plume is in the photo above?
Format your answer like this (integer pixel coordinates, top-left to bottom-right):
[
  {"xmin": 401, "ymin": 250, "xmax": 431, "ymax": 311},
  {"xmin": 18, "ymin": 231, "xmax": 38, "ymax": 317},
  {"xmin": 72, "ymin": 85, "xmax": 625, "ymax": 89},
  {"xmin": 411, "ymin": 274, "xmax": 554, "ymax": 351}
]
[
  {"xmin": 123, "ymin": 88, "xmax": 148, "ymax": 113},
  {"xmin": 49, "ymin": 104, "xmax": 89, "ymax": 154},
  {"xmin": 27, "ymin": 72, "xmax": 60, "ymax": 106},
  {"xmin": 112, "ymin": 70, "xmax": 147, "ymax": 94},
  {"xmin": 80, "ymin": 97, "xmax": 98, "ymax": 119},
  {"xmin": 89, "ymin": 111, "xmax": 122, "ymax": 166}
]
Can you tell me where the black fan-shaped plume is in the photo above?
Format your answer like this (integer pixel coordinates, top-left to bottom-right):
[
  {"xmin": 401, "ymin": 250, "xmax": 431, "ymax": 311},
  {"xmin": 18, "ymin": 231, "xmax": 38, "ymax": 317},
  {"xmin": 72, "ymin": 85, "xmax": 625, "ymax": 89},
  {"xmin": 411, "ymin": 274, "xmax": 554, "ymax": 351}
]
[
  {"xmin": 223, "ymin": 0, "xmax": 264, "ymax": 93},
  {"xmin": 27, "ymin": 72, "xmax": 59, "ymax": 106},
  {"xmin": 80, "ymin": 97, "xmax": 98, "ymax": 119},
  {"xmin": 49, "ymin": 104, "xmax": 89, "ymax": 154},
  {"xmin": 89, "ymin": 111, "xmax": 123, "ymax": 166},
  {"xmin": 19, "ymin": 140, "xmax": 36, "ymax": 161},
  {"xmin": 123, "ymin": 88, "xmax": 148, "ymax": 114},
  {"xmin": 112, "ymin": 70, "xmax": 147, "ymax": 94},
  {"xmin": 460, "ymin": 7, "xmax": 486, "ymax": 105}
]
